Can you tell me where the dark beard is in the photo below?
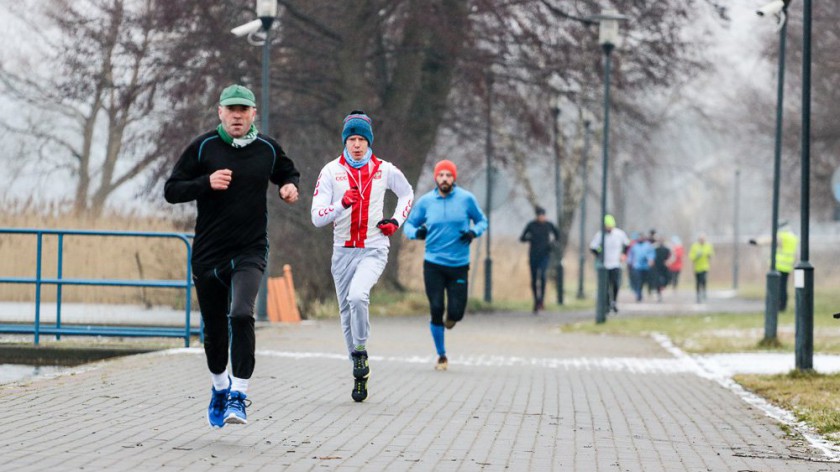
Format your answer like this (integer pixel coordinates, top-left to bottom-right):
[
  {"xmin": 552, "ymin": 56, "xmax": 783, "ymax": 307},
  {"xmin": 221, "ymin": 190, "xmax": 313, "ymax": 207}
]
[{"xmin": 438, "ymin": 182, "xmax": 453, "ymax": 194}]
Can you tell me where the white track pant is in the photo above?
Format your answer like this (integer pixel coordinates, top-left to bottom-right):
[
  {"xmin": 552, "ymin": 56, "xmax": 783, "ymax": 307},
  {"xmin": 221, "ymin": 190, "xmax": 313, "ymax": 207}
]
[{"xmin": 331, "ymin": 246, "xmax": 389, "ymax": 354}]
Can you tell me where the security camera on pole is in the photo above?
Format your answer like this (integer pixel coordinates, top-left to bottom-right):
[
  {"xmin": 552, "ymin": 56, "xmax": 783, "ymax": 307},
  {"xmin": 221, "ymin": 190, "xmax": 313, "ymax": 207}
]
[{"xmin": 232, "ymin": 0, "xmax": 278, "ymax": 322}]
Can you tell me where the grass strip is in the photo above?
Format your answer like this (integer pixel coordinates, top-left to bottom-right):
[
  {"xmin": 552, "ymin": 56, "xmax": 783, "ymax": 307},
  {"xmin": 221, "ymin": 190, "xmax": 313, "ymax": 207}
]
[
  {"xmin": 560, "ymin": 311, "xmax": 840, "ymax": 354},
  {"xmin": 736, "ymin": 371, "xmax": 840, "ymax": 445}
]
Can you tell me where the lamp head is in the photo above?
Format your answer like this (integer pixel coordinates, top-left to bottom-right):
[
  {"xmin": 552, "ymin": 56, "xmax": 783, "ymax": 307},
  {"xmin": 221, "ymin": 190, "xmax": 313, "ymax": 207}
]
[
  {"xmin": 756, "ymin": 0, "xmax": 790, "ymax": 29},
  {"xmin": 256, "ymin": 0, "xmax": 277, "ymax": 31},
  {"xmin": 256, "ymin": 0, "xmax": 277, "ymax": 18},
  {"xmin": 587, "ymin": 9, "xmax": 629, "ymax": 48},
  {"xmin": 756, "ymin": 0, "xmax": 787, "ymax": 17}
]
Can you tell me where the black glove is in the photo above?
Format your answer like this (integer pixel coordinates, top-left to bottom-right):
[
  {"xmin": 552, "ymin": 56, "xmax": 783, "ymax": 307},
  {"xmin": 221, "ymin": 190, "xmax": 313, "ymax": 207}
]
[
  {"xmin": 459, "ymin": 230, "xmax": 476, "ymax": 244},
  {"xmin": 748, "ymin": 239, "xmax": 757, "ymax": 246},
  {"xmin": 415, "ymin": 225, "xmax": 428, "ymax": 240}
]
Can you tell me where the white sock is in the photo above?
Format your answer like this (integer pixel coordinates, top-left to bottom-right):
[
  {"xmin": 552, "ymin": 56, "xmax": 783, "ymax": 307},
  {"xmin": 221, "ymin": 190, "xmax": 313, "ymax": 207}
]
[
  {"xmin": 231, "ymin": 376, "xmax": 249, "ymax": 394},
  {"xmin": 211, "ymin": 372, "xmax": 230, "ymax": 391}
]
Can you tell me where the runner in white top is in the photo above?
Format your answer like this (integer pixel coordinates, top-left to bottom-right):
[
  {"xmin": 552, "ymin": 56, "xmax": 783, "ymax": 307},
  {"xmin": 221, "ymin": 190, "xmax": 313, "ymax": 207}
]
[
  {"xmin": 311, "ymin": 110, "xmax": 413, "ymax": 402},
  {"xmin": 589, "ymin": 214, "xmax": 630, "ymax": 313}
]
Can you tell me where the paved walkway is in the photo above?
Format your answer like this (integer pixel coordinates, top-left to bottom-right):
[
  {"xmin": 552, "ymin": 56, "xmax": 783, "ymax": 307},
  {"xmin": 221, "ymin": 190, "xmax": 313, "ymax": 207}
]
[{"xmin": 2, "ymin": 303, "xmax": 839, "ymax": 471}]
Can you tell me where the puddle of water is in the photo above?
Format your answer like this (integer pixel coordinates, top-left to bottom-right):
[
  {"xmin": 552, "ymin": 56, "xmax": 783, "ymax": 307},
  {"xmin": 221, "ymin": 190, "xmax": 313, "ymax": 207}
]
[{"xmin": 1, "ymin": 364, "xmax": 66, "ymax": 384}]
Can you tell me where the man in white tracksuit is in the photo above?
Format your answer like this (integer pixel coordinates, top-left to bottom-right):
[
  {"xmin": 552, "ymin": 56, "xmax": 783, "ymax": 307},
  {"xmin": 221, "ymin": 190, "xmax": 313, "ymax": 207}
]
[{"xmin": 311, "ymin": 110, "xmax": 414, "ymax": 402}]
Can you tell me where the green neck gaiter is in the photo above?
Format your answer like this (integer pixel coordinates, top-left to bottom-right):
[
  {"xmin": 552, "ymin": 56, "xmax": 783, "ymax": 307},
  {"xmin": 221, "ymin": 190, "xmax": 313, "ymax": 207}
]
[{"xmin": 217, "ymin": 124, "xmax": 258, "ymax": 148}]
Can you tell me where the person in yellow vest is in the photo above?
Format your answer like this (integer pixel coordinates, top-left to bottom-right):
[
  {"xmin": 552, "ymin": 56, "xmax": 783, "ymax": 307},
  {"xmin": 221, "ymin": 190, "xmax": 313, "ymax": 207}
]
[
  {"xmin": 689, "ymin": 233, "xmax": 714, "ymax": 303},
  {"xmin": 749, "ymin": 220, "xmax": 799, "ymax": 311}
]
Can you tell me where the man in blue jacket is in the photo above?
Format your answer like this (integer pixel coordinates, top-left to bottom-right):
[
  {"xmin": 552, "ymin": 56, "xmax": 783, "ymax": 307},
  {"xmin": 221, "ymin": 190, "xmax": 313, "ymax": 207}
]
[
  {"xmin": 627, "ymin": 233, "xmax": 655, "ymax": 302},
  {"xmin": 403, "ymin": 160, "xmax": 488, "ymax": 371}
]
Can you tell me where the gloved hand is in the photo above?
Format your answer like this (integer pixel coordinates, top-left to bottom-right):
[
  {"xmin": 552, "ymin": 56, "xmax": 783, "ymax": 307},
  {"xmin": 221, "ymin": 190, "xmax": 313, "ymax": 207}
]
[
  {"xmin": 341, "ymin": 187, "xmax": 361, "ymax": 208},
  {"xmin": 377, "ymin": 218, "xmax": 399, "ymax": 236},
  {"xmin": 748, "ymin": 239, "xmax": 757, "ymax": 246},
  {"xmin": 415, "ymin": 225, "xmax": 428, "ymax": 240},
  {"xmin": 459, "ymin": 230, "xmax": 476, "ymax": 244}
]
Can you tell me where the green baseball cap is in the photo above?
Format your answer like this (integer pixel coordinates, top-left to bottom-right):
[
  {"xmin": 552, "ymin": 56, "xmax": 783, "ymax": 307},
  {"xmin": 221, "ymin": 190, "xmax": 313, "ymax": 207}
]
[{"xmin": 219, "ymin": 84, "xmax": 256, "ymax": 107}]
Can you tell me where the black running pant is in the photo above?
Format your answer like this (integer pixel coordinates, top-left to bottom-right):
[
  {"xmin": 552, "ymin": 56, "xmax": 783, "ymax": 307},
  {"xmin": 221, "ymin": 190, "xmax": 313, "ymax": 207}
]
[
  {"xmin": 607, "ymin": 268, "xmax": 621, "ymax": 305},
  {"xmin": 529, "ymin": 254, "xmax": 550, "ymax": 306},
  {"xmin": 780, "ymin": 271, "xmax": 789, "ymax": 311},
  {"xmin": 694, "ymin": 271, "xmax": 708, "ymax": 299},
  {"xmin": 193, "ymin": 254, "xmax": 265, "ymax": 379},
  {"xmin": 424, "ymin": 261, "xmax": 469, "ymax": 326},
  {"xmin": 670, "ymin": 270, "xmax": 680, "ymax": 289}
]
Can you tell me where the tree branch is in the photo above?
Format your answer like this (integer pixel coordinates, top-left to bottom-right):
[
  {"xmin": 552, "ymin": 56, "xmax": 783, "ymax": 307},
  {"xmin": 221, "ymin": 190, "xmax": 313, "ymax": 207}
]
[{"xmin": 277, "ymin": 0, "xmax": 342, "ymax": 42}]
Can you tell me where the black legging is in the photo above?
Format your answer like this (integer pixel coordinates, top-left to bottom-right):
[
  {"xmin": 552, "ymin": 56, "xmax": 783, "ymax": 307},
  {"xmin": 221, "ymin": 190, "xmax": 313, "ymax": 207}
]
[
  {"xmin": 193, "ymin": 254, "xmax": 265, "ymax": 379},
  {"xmin": 780, "ymin": 271, "xmax": 790, "ymax": 311},
  {"xmin": 607, "ymin": 268, "xmax": 621, "ymax": 305},
  {"xmin": 694, "ymin": 271, "xmax": 708, "ymax": 300},
  {"xmin": 424, "ymin": 261, "xmax": 469, "ymax": 326},
  {"xmin": 529, "ymin": 254, "xmax": 550, "ymax": 306}
]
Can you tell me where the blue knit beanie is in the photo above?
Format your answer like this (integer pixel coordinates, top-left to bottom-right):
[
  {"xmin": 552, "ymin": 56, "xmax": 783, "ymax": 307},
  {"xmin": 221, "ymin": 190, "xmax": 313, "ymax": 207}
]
[{"xmin": 342, "ymin": 110, "xmax": 374, "ymax": 145}]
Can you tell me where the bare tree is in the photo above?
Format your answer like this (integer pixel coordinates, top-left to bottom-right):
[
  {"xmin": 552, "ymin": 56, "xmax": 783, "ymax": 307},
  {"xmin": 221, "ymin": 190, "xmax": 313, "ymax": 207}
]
[
  {"xmin": 0, "ymin": 0, "xmax": 201, "ymax": 217},
  {"xmin": 151, "ymin": 0, "xmax": 729, "ymax": 305},
  {"xmin": 768, "ymin": 4, "xmax": 840, "ymax": 220},
  {"xmin": 0, "ymin": 0, "xmax": 729, "ymax": 307},
  {"xmin": 445, "ymin": 0, "xmax": 728, "ymax": 253}
]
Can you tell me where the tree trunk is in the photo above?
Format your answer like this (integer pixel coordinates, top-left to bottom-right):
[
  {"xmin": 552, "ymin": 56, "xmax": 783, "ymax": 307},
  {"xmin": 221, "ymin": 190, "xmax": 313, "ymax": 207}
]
[{"xmin": 375, "ymin": 0, "xmax": 469, "ymax": 287}]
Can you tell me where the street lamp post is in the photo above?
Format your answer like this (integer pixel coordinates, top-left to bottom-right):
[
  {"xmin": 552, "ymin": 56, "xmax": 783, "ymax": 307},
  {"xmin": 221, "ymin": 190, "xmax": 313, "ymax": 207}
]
[
  {"xmin": 733, "ymin": 169, "xmax": 740, "ymax": 290},
  {"xmin": 552, "ymin": 100, "xmax": 564, "ymax": 305},
  {"xmin": 795, "ymin": 0, "xmax": 814, "ymax": 371},
  {"xmin": 759, "ymin": 2, "xmax": 789, "ymax": 345},
  {"xmin": 577, "ymin": 119, "xmax": 591, "ymax": 300},
  {"xmin": 231, "ymin": 0, "xmax": 278, "ymax": 322},
  {"xmin": 484, "ymin": 71, "xmax": 494, "ymax": 303},
  {"xmin": 588, "ymin": 8, "xmax": 628, "ymax": 324}
]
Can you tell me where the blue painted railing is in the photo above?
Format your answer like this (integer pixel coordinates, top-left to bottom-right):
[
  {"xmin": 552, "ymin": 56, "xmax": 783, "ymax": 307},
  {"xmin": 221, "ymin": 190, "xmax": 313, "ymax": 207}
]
[{"xmin": 0, "ymin": 228, "xmax": 200, "ymax": 347}]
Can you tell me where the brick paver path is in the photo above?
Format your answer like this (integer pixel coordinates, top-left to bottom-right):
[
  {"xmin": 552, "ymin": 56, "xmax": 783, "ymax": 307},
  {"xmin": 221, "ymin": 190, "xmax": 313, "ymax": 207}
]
[{"xmin": 2, "ymin": 310, "xmax": 836, "ymax": 471}]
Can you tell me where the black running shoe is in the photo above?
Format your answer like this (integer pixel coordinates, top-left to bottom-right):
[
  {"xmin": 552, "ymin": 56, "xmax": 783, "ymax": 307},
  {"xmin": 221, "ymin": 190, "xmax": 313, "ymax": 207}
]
[
  {"xmin": 351, "ymin": 350, "xmax": 370, "ymax": 379},
  {"xmin": 352, "ymin": 377, "xmax": 368, "ymax": 402}
]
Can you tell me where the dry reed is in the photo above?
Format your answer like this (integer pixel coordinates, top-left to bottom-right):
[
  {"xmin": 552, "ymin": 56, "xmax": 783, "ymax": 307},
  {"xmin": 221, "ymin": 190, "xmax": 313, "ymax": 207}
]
[
  {"xmin": 2, "ymin": 205, "xmax": 838, "ymax": 307},
  {"xmin": 1, "ymin": 207, "xmax": 190, "ymax": 307}
]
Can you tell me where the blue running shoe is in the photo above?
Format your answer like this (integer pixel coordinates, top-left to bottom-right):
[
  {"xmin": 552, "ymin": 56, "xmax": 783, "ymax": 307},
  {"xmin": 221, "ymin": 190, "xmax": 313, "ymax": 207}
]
[
  {"xmin": 224, "ymin": 391, "xmax": 249, "ymax": 425},
  {"xmin": 207, "ymin": 384, "xmax": 229, "ymax": 429}
]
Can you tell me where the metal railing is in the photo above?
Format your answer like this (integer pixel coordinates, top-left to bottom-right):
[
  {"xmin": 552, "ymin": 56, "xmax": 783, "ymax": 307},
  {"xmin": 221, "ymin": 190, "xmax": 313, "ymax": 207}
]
[{"xmin": 0, "ymin": 228, "xmax": 199, "ymax": 346}]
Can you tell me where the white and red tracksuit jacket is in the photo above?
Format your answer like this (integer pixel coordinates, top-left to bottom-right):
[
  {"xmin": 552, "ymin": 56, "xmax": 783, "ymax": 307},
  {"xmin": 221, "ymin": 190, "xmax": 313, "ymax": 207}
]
[{"xmin": 311, "ymin": 154, "xmax": 414, "ymax": 248}]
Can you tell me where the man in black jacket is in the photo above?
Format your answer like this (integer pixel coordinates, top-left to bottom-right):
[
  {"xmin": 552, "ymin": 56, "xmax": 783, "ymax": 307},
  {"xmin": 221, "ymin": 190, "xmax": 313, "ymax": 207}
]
[
  {"xmin": 519, "ymin": 206, "xmax": 560, "ymax": 313},
  {"xmin": 164, "ymin": 84, "xmax": 300, "ymax": 429}
]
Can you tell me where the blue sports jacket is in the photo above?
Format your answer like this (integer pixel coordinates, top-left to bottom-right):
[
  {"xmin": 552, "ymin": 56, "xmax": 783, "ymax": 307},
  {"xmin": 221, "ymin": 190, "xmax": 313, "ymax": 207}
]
[{"xmin": 403, "ymin": 186, "xmax": 488, "ymax": 267}]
